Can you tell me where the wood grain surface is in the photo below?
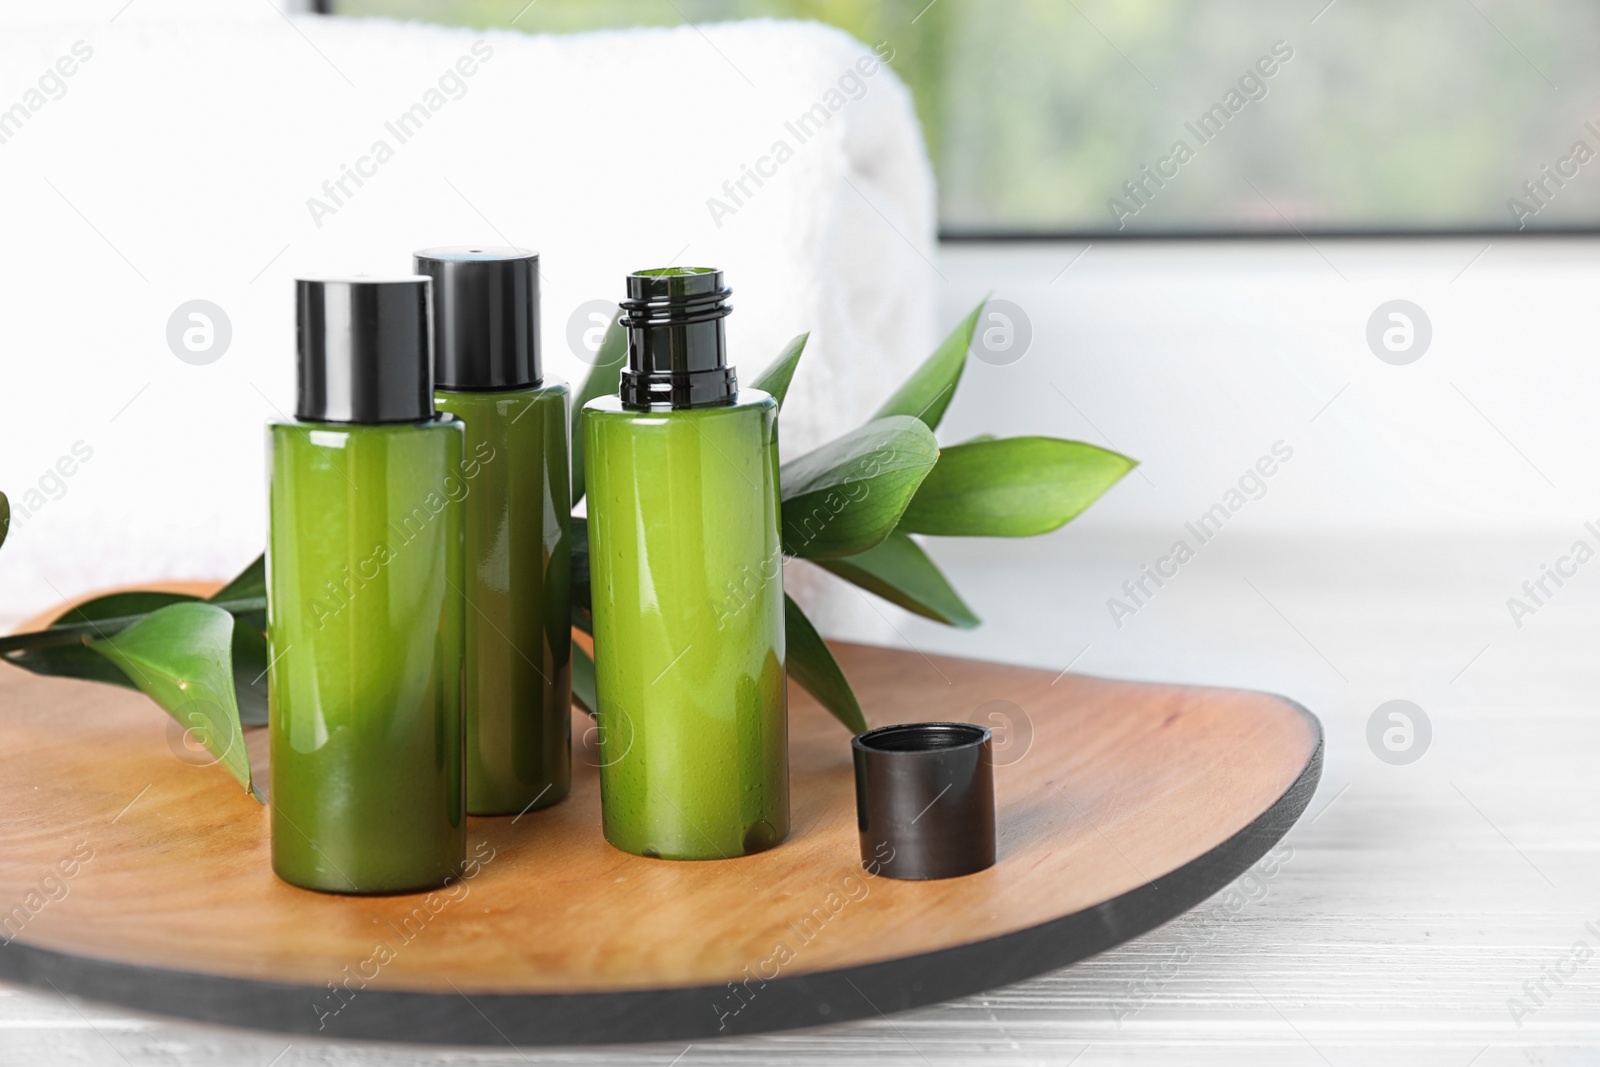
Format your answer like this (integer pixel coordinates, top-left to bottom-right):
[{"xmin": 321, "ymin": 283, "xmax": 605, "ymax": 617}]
[{"xmin": 0, "ymin": 584, "xmax": 1317, "ymax": 1041}]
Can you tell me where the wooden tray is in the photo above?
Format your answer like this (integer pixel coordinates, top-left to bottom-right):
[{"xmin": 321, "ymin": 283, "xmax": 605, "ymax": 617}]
[{"xmin": 0, "ymin": 589, "xmax": 1321, "ymax": 1045}]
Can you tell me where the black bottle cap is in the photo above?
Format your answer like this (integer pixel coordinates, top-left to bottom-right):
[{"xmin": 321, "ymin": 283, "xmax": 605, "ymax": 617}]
[
  {"xmin": 413, "ymin": 246, "xmax": 542, "ymax": 391},
  {"xmin": 852, "ymin": 722, "xmax": 996, "ymax": 881},
  {"xmin": 295, "ymin": 277, "xmax": 434, "ymax": 424},
  {"xmin": 618, "ymin": 267, "xmax": 738, "ymax": 409}
]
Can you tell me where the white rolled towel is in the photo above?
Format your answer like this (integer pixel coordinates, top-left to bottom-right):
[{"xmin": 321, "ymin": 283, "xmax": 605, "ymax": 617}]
[{"xmin": 0, "ymin": 8, "xmax": 938, "ymax": 638}]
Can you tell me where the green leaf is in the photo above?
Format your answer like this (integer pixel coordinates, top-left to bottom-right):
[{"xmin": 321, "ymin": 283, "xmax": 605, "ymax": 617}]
[
  {"xmin": 209, "ymin": 550, "xmax": 265, "ymax": 643},
  {"xmin": 780, "ymin": 415, "xmax": 939, "ymax": 559},
  {"xmin": 219, "ymin": 567, "xmax": 272, "ymax": 722},
  {"xmin": 869, "ymin": 300, "xmax": 984, "ymax": 430},
  {"xmin": 4, "ymin": 581, "xmax": 273, "ymax": 728},
  {"xmin": 900, "ymin": 437, "xmax": 1135, "ymax": 537},
  {"xmin": 210, "ymin": 554, "xmax": 266, "ymax": 634},
  {"xmin": 570, "ymin": 311, "xmax": 626, "ymax": 507},
  {"xmin": 817, "ymin": 532, "xmax": 979, "ymax": 629},
  {"xmin": 784, "ymin": 594, "xmax": 867, "ymax": 733},
  {"xmin": 229, "ymin": 624, "xmax": 271, "ymax": 728},
  {"xmin": 0, "ymin": 490, "xmax": 9, "ymax": 551},
  {"xmin": 5, "ymin": 591, "xmax": 199, "ymax": 688},
  {"xmin": 751, "ymin": 333, "xmax": 807, "ymax": 411},
  {"xmin": 572, "ymin": 641, "xmax": 597, "ymax": 716},
  {"xmin": 90, "ymin": 603, "xmax": 253, "ymax": 796}
]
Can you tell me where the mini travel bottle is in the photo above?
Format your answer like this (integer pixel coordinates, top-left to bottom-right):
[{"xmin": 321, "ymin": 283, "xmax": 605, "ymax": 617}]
[
  {"xmin": 584, "ymin": 268, "xmax": 788, "ymax": 860},
  {"xmin": 415, "ymin": 247, "xmax": 572, "ymax": 816},
  {"xmin": 267, "ymin": 277, "xmax": 465, "ymax": 894}
]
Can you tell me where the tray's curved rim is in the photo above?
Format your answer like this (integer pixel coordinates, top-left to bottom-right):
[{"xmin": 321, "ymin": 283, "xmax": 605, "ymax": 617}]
[{"xmin": 0, "ymin": 696, "xmax": 1323, "ymax": 1047}]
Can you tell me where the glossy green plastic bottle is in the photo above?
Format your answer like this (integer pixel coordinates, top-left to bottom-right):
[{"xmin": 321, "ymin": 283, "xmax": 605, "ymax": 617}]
[
  {"xmin": 418, "ymin": 248, "xmax": 572, "ymax": 816},
  {"xmin": 268, "ymin": 277, "xmax": 466, "ymax": 894},
  {"xmin": 584, "ymin": 268, "xmax": 788, "ymax": 860}
]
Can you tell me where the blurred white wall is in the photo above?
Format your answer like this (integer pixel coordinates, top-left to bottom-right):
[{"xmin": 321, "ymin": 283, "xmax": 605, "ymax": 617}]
[
  {"xmin": 803, "ymin": 237, "xmax": 1600, "ymax": 687},
  {"xmin": 933, "ymin": 238, "xmax": 1595, "ymax": 538}
]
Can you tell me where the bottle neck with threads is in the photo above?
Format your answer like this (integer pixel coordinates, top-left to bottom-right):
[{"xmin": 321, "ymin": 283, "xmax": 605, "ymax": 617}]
[{"xmin": 618, "ymin": 267, "xmax": 737, "ymax": 410}]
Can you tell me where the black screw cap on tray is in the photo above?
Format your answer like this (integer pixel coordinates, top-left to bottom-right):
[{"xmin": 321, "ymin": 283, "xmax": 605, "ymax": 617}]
[{"xmin": 852, "ymin": 722, "xmax": 996, "ymax": 880}]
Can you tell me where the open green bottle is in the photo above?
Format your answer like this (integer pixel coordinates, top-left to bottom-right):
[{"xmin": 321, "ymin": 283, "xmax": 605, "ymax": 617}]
[
  {"xmin": 584, "ymin": 268, "xmax": 788, "ymax": 860},
  {"xmin": 416, "ymin": 248, "xmax": 572, "ymax": 817},
  {"xmin": 267, "ymin": 276, "xmax": 466, "ymax": 894}
]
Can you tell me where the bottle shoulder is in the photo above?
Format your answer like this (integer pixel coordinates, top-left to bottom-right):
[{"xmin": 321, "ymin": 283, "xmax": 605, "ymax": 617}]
[
  {"xmin": 269, "ymin": 414, "xmax": 465, "ymax": 438},
  {"xmin": 583, "ymin": 388, "xmax": 774, "ymax": 420},
  {"xmin": 436, "ymin": 378, "xmax": 569, "ymax": 404}
]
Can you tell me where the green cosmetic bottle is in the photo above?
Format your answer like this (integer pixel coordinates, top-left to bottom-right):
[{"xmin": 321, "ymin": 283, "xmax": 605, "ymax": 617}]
[
  {"xmin": 267, "ymin": 276, "xmax": 466, "ymax": 894},
  {"xmin": 415, "ymin": 247, "xmax": 572, "ymax": 816},
  {"xmin": 584, "ymin": 268, "xmax": 788, "ymax": 860}
]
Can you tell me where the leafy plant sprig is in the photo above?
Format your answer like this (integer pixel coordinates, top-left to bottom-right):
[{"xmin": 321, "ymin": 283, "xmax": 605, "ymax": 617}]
[
  {"xmin": 0, "ymin": 300, "xmax": 1135, "ymax": 794},
  {"xmin": 0, "ymin": 556, "xmax": 269, "ymax": 798}
]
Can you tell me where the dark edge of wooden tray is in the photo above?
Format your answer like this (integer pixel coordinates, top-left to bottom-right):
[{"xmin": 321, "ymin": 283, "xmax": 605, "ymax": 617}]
[{"xmin": 0, "ymin": 698, "xmax": 1323, "ymax": 1048}]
